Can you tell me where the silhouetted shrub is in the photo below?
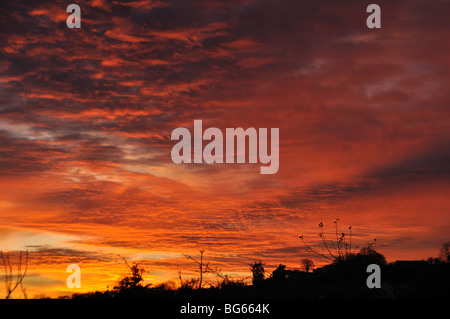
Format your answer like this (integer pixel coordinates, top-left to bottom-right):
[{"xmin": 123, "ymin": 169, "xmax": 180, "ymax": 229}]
[{"xmin": 249, "ymin": 260, "xmax": 265, "ymax": 285}]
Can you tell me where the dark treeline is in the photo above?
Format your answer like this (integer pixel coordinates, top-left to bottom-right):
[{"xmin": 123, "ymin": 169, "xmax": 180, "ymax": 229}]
[{"xmin": 66, "ymin": 243, "xmax": 450, "ymax": 300}]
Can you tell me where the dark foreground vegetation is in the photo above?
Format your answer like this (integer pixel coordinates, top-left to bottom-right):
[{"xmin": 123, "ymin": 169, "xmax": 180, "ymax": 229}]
[
  {"xmin": 2, "ymin": 222, "xmax": 448, "ymax": 300},
  {"xmin": 67, "ymin": 246, "xmax": 450, "ymax": 300}
]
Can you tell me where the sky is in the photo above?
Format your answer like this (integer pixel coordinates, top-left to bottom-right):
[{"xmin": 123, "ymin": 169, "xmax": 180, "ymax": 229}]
[{"xmin": 0, "ymin": 0, "xmax": 449, "ymax": 298}]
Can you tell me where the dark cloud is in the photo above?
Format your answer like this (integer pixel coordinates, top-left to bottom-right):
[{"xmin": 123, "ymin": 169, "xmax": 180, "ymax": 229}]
[{"xmin": 369, "ymin": 142, "xmax": 450, "ymax": 180}]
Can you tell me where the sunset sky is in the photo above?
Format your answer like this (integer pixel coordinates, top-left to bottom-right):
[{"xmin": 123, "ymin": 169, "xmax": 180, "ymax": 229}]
[{"xmin": 0, "ymin": 0, "xmax": 449, "ymax": 298}]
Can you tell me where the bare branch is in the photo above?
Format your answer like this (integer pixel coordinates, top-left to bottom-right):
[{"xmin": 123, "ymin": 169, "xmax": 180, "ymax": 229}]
[{"xmin": 0, "ymin": 250, "xmax": 28, "ymax": 299}]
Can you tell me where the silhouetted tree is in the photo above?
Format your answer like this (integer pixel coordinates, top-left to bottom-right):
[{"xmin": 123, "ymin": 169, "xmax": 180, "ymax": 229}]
[
  {"xmin": 332, "ymin": 243, "xmax": 387, "ymax": 273},
  {"xmin": 115, "ymin": 264, "xmax": 145, "ymax": 290},
  {"xmin": 427, "ymin": 257, "xmax": 441, "ymax": 265},
  {"xmin": 356, "ymin": 244, "xmax": 386, "ymax": 266},
  {"xmin": 439, "ymin": 242, "xmax": 450, "ymax": 263},
  {"xmin": 249, "ymin": 260, "xmax": 265, "ymax": 285},
  {"xmin": 301, "ymin": 258, "xmax": 315, "ymax": 273},
  {"xmin": 114, "ymin": 256, "xmax": 149, "ymax": 292},
  {"xmin": 0, "ymin": 250, "xmax": 28, "ymax": 299}
]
